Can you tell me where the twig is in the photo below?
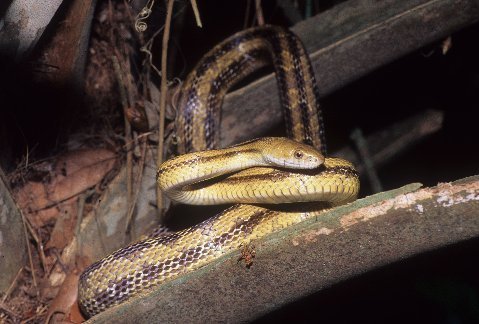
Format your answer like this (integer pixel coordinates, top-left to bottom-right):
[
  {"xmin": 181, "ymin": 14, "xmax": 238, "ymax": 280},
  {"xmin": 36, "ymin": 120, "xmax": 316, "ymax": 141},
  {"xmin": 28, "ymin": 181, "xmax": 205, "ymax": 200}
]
[
  {"xmin": 91, "ymin": 191, "xmax": 109, "ymax": 257},
  {"xmin": 350, "ymin": 128, "xmax": 383, "ymax": 193},
  {"xmin": 112, "ymin": 56, "xmax": 134, "ymax": 234},
  {"xmin": 123, "ymin": 57, "xmax": 137, "ymax": 114},
  {"xmin": 244, "ymin": 0, "xmax": 252, "ymax": 28},
  {"xmin": 190, "ymin": 0, "xmax": 202, "ymax": 27},
  {"xmin": 21, "ymin": 214, "xmax": 47, "ymax": 271},
  {"xmin": 51, "ymin": 249, "xmax": 68, "ymax": 274},
  {"xmin": 125, "ymin": 138, "xmax": 148, "ymax": 237},
  {"xmin": 0, "ymin": 301, "xmax": 20, "ymax": 321},
  {"xmin": 120, "ymin": 132, "xmax": 155, "ymax": 150},
  {"xmin": 20, "ymin": 212, "xmax": 38, "ymax": 288},
  {"xmin": 156, "ymin": 0, "xmax": 175, "ymax": 215},
  {"xmin": 140, "ymin": 6, "xmax": 186, "ymax": 78},
  {"xmin": 305, "ymin": 0, "xmax": 313, "ymax": 18},
  {"xmin": 75, "ymin": 192, "xmax": 87, "ymax": 259},
  {"xmin": 22, "ymin": 304, "xmax": 47, "ymax": 323},
  {"xmin": 135, "ymin": 0, "xmax": 155, "ymax": 32},
  {"xmin": 254, "ymin": 0, "xmax": 265, "ymax": 26},
  {"xmin": 1, "ymin": 268, "xmax": 23, "ymax": 303}
]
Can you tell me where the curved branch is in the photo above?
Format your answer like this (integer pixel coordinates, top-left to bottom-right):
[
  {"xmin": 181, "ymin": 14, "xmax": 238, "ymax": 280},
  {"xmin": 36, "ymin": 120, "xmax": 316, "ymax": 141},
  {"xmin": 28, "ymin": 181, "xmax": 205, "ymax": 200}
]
[{"xmin": 87, "ymin": 176, "xmax": 479, "ymax": 322}]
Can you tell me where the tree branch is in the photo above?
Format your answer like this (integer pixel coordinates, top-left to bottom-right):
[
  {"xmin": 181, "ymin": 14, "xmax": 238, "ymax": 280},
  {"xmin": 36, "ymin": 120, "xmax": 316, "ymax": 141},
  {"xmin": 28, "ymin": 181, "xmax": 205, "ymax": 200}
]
[
  {"xmin": 335, "ymin": 109, "xmax": 444, "ymax": 174},
  {"xmin": 88, "ymin": 176, "xmax": 479, "ymax": 322}
]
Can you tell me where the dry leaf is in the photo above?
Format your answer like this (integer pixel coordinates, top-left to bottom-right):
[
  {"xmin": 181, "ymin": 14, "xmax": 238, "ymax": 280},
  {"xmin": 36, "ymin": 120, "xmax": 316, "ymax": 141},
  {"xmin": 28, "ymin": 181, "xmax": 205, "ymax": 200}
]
[
  {"xmin": 14, "ymin": 148, "xmax": 116, "ymax": 227},
  {"xmin": 45, "ymin": 197, "xmax": 78, "ymax": 251},
  {"xmin": 45, "ymin": 271, "xmax": 84, "ymax": 323}
]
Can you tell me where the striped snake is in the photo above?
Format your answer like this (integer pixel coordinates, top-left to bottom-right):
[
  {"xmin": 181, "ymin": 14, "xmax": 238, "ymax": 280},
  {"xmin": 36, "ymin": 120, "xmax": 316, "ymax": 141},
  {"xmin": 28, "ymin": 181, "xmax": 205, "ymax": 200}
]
[{"xmin": 78, "ymin": 25, "xmax": 360, "ymax": 318}]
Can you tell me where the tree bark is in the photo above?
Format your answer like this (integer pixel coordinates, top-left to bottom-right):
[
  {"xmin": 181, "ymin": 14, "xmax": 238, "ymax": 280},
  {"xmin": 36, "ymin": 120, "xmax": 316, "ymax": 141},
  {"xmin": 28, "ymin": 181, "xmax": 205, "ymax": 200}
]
[{"xmin": 0, "ymin": 168, "xmax": 27, "ymax": 293}]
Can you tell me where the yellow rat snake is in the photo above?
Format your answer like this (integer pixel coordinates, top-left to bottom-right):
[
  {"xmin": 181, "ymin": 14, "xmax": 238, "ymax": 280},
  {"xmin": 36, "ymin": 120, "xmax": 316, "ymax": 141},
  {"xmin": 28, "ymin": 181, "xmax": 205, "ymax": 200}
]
[{"xmin": 78, "ymin": 25, "xmax": 360, "ymax": 317}]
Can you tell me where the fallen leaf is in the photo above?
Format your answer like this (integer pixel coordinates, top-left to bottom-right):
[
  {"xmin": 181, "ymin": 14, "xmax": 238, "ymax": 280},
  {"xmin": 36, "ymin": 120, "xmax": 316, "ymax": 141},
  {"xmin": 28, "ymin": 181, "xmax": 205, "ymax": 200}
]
[
  {"xmin": 46, "ymin": 197, "xmax": 78, "ymax": 251},
  {"xmin": 45, "ymin": 271, "xmax": 83, "ymax": 323},
  {"xmin": 14, "ymin": 148, "xmax": 116, "ymax": 227}
]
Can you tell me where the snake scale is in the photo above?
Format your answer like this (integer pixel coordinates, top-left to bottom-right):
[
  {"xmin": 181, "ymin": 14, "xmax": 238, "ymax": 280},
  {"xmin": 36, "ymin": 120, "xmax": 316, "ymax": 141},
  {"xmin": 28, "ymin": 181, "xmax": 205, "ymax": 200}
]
[{"xmin": 78, "ymin": 25, "xmax": 360, "ymax": 317}]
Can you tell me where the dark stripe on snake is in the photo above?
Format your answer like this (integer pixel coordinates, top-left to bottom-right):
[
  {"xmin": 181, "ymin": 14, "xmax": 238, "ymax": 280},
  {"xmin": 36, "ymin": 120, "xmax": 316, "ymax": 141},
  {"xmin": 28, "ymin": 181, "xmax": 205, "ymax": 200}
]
[
  {"xmin": 157, "ymin": 149, "xmax": 258, "ymax": 178},
  {"xmin": 219, "ymin": 165, "xmax": 358, "ymax": 184},
  {"xmin": 182, "ymin": 29, "xmax": 266, "ymax": 152},
  {"xmin": 306, "ymin": 52, "xmax": 327, "ymax": 155},
  {"xmin": 285, "ymin": 31, "xmax": 313, "ymax": 148},
  {"xmin": 205, "ymin": 49, "xmax": 267, "ymax": 149},
  {"xmin": 266, "ymin": 29, "xmax": 294, "ymax": 142}
]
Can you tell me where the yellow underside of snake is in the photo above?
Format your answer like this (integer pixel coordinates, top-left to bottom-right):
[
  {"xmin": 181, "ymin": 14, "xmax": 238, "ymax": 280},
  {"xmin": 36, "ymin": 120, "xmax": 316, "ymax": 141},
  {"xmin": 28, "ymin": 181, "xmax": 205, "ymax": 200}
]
[{"xmin": 78, "ymin": 138, "xmax": 359, "ymax": 317}]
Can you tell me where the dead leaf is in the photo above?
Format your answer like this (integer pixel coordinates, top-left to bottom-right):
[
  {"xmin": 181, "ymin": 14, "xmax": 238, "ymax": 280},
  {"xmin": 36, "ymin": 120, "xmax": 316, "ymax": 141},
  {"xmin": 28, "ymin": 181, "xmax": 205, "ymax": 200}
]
[
  {"xmin": 47, "ymin": 149, "xmax": 117, "ymax": 202},
  {"xmin": 46, "ymin": 197, "xmax": 78, "ymax": 251},
  {"xmin": 14, "ymin": 148, "xmax": 116, "ymax": 227},
  {"xmin": 45, "ymin": 271, "xmax": 83, "ymax": 323}
]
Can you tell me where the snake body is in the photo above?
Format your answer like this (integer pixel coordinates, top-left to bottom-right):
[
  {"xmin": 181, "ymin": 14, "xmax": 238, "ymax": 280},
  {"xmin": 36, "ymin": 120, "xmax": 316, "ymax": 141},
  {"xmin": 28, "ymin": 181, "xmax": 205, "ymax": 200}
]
[
  {"xmin": 78, "ymin": 26, "xmax": 359, "ymax": 318},
  {"xmin": 175, "ymin": 25, "xmax": 326, "ymax": 154},
  {"xmin": 158, "ymin": 137, "xmax": 326, "ymax": 205}
]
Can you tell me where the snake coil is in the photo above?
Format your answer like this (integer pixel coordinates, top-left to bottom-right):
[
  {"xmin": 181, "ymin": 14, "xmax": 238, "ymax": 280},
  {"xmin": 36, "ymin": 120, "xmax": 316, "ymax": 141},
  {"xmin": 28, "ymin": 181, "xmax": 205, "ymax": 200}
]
[{"xmin": 78, "ymin": 26, "xmax": 359, "ymax": 318}]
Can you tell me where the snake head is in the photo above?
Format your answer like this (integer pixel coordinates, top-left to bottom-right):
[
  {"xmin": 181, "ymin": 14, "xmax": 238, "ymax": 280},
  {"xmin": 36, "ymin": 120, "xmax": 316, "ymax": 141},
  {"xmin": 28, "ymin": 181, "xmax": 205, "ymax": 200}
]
[{"xmin": 260, "ymin": 137, "xmax": 324, "ymax": 169}]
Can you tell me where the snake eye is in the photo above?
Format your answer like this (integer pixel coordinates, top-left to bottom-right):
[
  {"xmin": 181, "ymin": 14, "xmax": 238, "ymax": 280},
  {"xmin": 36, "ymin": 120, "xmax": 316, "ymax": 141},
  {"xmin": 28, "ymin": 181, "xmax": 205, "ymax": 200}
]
[{"xmin": 294, "ymin": 150, "xmax": 304, "ymax": 159}]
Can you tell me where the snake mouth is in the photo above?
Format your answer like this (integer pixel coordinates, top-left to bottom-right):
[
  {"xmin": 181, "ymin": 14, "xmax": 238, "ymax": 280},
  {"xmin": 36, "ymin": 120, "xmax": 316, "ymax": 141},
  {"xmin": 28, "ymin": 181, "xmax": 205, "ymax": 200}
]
[
  {"xmin": 267, "ymin": 156, "xmax": 322, "ymax": 169},
  {"xmin": 286, "ymin": 162, "xmax": 315, "ymax": 169},
  {"xmin": 271, "ymin": 163, "xmax": 326, "ymax": 174}
]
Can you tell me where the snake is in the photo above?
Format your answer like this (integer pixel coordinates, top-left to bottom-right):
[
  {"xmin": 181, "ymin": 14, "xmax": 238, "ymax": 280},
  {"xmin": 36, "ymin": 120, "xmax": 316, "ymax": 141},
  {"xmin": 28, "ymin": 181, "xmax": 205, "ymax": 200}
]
[{"xmin": 78, "ymin": 25, "xmax": 360, "ymax": 318}]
